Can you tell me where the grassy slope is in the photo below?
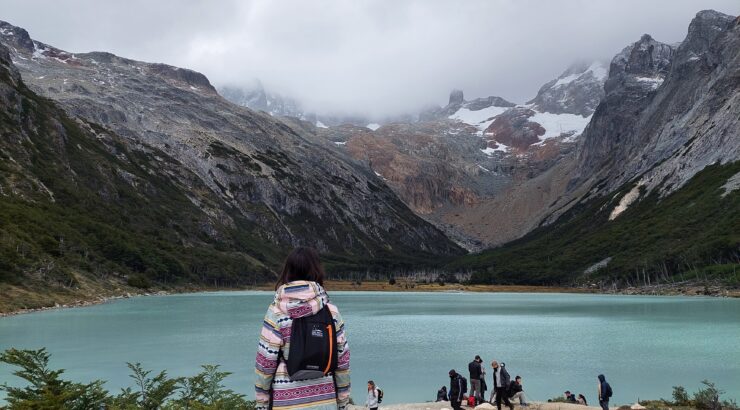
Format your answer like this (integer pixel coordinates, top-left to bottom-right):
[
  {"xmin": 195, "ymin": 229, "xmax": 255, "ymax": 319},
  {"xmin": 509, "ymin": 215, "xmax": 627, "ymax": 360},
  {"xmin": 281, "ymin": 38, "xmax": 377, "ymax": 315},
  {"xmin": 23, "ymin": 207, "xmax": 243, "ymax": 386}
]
[
  {"xmin": 448, "ymin": 162, "xmax": 740, "ymax": 287},
  {"xmin": 0, "ymin": 72, "xmax": 286, "ymax": 309}
]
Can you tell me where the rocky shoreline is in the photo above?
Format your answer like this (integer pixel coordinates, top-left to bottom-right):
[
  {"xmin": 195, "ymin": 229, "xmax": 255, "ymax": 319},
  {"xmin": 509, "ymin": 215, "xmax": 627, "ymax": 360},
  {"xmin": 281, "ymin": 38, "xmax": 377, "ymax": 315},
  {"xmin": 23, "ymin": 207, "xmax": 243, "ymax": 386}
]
[
  {"xmin": 0, "ymin": 290, "xmax": 171, "ymax": 318},
  {"xmin": 348, "ymin": 401, "xmax": 616, "ymax": 410},
  {"xmin": 1, "ymin": 280, "xmax": 736, "ymax": 318}
]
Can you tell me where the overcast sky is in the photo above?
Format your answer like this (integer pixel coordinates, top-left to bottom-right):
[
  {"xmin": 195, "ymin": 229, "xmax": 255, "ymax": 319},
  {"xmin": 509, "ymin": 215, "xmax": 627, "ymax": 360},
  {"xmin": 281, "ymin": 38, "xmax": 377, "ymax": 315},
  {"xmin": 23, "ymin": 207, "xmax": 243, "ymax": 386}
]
[{"xmin": 2, "ymin": 0, "xmax": 738, "ymax": 117}]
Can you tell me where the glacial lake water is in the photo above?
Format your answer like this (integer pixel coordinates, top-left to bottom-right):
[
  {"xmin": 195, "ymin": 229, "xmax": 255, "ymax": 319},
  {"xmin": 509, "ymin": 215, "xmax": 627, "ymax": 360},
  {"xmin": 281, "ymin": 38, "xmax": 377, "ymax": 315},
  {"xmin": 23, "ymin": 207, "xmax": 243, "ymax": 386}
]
[{"xmin": 1, "ymin": 291, "xmax": 739, "ymax": 405}]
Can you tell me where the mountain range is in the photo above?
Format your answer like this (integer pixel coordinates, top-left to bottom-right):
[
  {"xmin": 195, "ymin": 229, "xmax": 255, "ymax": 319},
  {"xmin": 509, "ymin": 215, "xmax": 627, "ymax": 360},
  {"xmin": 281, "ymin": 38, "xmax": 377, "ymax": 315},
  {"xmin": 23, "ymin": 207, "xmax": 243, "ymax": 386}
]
[{"xmin": 0, "ymin": 10, "xmax": 737, "ymax": 310}]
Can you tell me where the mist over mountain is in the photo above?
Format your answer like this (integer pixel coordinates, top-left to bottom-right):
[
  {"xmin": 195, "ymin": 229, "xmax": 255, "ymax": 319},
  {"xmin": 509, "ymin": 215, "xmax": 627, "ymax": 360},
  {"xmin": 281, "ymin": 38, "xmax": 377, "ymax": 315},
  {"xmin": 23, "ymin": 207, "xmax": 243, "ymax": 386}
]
[{"xmin": 2, "ymin": 0, "xmax": 738, "ymax": 117}]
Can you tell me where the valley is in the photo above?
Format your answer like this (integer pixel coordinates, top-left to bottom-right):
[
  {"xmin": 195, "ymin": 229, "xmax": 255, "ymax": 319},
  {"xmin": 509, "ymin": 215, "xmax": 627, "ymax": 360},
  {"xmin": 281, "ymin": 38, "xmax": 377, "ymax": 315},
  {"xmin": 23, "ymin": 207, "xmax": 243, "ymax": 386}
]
[{"xmin": 0, "ymin": 10, "xmax": 738, "ymax": 313}]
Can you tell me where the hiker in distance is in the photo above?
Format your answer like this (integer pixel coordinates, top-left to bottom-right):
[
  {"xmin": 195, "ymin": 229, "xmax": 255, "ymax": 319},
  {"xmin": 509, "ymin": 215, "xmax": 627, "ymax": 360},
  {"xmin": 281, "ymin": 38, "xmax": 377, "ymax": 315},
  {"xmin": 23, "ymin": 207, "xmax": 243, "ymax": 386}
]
[
  {"xmin": 436, "ymin": 386, "xmax": 449, "ymax": 402},
  {"xmin": 480, "ymin": 358, "xmax": 488, "ymax": 405},
  {"xmin": 469, "ymin": 355, "xmax": 483, "ymax": 405},
  {"xmin": 491, "ymin": 361, "xmax": 514, "ymax": 410},
  {"xmin": 564, "ymin": 391, "xmax": 577, "ymax": 403},
  {"xmin": 366, "ymin": 380, "xmax": 382, "ymax": 410},
  {"xmin": 448, "ymin": 369, "xmax": 466, "ymax": 410},
  {"xmin": 577, "ymin": 394, "xmax": 588, "ymax": 406},
  {"xmin": 254, "ymin": 247, "xmax": 351, "ymax": 410},
  {"xmin": 508, "ymin": 376, "xmax": 529, "ymax": 406},
  {"xmin": 597, "ymin": 374, "xmax": 613, "ymax": 410}
]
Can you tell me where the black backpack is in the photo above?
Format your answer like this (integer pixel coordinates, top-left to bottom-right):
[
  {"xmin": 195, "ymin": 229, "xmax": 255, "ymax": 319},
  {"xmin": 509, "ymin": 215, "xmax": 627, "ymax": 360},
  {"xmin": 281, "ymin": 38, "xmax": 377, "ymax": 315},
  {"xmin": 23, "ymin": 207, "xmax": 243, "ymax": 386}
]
[
  {"xmin": 377, "ymin": 388, "xmax": 384, "ymax": 403},
  {"xmin": 460, "ymin": 376, "xmax": 468, "ymax": 394},
  {"xmin": 605, "ymin": 383, "xmax": 613, "ymax": 398},
  {"xmin": 285, "ymin": 305, "xmax": 338, "ymax": 380}
]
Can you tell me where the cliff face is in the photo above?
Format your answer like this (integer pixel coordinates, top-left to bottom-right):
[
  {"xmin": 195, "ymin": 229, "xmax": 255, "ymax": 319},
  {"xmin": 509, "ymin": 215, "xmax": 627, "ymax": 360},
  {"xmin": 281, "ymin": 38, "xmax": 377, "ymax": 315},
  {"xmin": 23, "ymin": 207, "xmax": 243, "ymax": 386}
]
[
  {"xmin": 0, "ymin": 19, "xmax": 464, "ymax": 299},
  {"xmin": 573, "ymin": 11, "xmax": 740, "ymax": 204},
  {"xmin": 453, "ymin": 11, "xmax": 740, "ymax": 286}
]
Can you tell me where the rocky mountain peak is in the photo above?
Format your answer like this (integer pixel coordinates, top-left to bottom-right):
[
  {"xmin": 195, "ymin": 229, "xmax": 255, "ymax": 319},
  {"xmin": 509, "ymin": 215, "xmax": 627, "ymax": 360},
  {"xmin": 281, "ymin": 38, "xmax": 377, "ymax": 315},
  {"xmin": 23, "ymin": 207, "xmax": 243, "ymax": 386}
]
[
  {"xmin": 449, "ymin": 89, "xmax": 465, "ymax": 105},
  {"xmin": 528, "ymin": 60, "xmax": 608, "ymax": 116},
  {"xmin": 0, "ymin": 21, "xmax": 34, "ymax": 52},
  {"xmin": 674, "ymin": 10, "xmax": 736, "ymax": 66},
  {"xmin": 605, "ymin": 34, "xmax": 674, "ymax": 96}
]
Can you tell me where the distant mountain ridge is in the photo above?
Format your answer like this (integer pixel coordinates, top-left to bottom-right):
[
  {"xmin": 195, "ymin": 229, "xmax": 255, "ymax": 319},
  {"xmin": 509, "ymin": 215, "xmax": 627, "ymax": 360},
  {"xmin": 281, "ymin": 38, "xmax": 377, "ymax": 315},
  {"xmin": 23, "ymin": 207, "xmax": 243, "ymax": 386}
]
[
  {"xmin": 452, "ymin": 10, "xmax": 740, "ymax": 287},
  {"xmin": 0, "ymin": 9, "xmax": 737, "ymax": 310},
  {"xmin": 0, "ymin": 19, "xmax": 463, "ymax": 311}
]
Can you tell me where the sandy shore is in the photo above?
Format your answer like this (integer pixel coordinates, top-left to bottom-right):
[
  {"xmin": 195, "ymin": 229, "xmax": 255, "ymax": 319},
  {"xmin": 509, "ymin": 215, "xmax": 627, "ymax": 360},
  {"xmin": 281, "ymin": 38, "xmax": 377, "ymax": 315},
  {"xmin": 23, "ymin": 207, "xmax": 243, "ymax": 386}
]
[{"xmin": 348, "ymin": 402, "xmax": 614, "ymax": 410}]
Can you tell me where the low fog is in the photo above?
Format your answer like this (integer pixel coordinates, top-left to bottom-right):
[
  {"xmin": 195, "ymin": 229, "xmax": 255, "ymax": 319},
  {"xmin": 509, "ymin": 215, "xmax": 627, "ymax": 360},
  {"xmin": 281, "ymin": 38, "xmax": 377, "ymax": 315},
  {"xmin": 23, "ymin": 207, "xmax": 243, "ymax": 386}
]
[{"xmin": 3, "ymin": 0, "xmax": 738, "ymax": 117}]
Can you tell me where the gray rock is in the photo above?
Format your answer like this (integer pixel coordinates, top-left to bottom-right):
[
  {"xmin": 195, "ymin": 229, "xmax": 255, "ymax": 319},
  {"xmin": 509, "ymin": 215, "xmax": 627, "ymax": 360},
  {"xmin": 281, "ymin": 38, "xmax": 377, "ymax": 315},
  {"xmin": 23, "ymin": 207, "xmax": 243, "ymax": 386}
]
[{"xmin": 0, "ymin": 20, "xmax": 463, "ymax": 259}]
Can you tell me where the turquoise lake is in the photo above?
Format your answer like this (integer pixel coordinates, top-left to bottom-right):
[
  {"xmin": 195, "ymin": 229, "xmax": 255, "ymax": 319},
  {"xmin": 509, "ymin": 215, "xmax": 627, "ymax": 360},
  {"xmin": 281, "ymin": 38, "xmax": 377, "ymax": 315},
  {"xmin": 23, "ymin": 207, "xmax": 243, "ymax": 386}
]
[{"xmin": 1, "ymin": 292, "xmax": 739, "ymax": 405}]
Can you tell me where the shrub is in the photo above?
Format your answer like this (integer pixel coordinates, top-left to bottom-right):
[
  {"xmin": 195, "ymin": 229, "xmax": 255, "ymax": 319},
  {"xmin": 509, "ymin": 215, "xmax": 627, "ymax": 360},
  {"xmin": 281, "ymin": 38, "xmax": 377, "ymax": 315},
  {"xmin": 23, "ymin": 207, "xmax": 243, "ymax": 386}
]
[
  {"xmin": 1, "ymin": 348, "xmax": 257, "ymax": 410},
  {"xmin": 388, "ymin": 277, "xmax": 396, "ymax": 285},
  {"xmin": 111, "ymin": 362, "xmax": 179, "ymax": 409},
  {"xmin": 127, "ymin": 274, "xmax": 152, "ymax": 289},
  {"xmin": 0, "ymin": 348, "xmax": 109, "ymax": 410},
  {"xmin": 672, "ymin": 385, "xmax": 690, "ymax": 406}
]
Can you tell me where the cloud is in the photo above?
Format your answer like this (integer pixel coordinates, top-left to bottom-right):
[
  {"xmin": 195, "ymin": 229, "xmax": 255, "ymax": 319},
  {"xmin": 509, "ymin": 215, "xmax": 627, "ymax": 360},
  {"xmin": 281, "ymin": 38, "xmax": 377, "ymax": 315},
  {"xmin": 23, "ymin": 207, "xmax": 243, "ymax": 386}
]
[{"xmin": 2, "ymin": 0, "xmax": 738, "ymax": 117}]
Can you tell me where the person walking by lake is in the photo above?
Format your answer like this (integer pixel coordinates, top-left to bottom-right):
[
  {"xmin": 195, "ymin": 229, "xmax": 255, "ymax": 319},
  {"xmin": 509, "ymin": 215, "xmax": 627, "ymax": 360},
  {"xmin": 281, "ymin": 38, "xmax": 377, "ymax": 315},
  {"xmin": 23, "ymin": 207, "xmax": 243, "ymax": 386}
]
[
  {"xmin": 508, "ymin": 376, "xmax": 529, "ymax": 406},
  {"xmin": 437, "ymin": 386, "xmax": 449, "ymax": 402},
  {"xmin": 448, "ymin": 369, "xmax": 466, "ymax": 410},
  {"xmin": 367, "ymin": 380, "xmax": 380, "ymax": 410},
  {"xmin": 577, "ymin": 394, "xmax": 588, "ymax": 405},
  {"xmin": 491, "ymin": 361, "xmax": 513, "ymax": 410},
  {"xmin": 480, "ymin": 358, "xmax": 488, "ymax": 405},
  {"xmin": 254, "ymin": 247, "xmax": 351, "ymax": 410},
  {"xmin": 597, "ymin": 374, "xmax": 612, "ymax": 410},
  {"xmin": 469, "ymin": 355, "xmax": 483, "ymax": 405}
]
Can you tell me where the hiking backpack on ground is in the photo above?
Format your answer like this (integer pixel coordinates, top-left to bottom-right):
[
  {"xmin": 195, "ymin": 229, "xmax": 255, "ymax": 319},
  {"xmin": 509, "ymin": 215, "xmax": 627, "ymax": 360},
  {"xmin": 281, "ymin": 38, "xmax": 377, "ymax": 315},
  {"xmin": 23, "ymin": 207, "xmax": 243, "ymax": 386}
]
[{"xmin": 285, "ymin": 305, "xmax": 338, "ymax": 380}]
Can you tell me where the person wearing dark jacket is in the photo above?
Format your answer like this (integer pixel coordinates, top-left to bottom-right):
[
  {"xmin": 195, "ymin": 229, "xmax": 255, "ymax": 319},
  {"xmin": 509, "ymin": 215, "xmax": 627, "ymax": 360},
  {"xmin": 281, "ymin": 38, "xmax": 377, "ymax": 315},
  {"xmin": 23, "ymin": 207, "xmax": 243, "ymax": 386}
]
[
  {"xmin": 597, "ymin": 374, "xmax": 611, "ymax": 410},
  {"xmin": 469, "ymin": 356, "xmax": 483, "ymax": 404},
  {"xmin": 564, "ymin": 391, "xmax": 577, "ymax": 403},
  {"xmin": 491, "ymin": 361, "xmax": 513, "ymax": 410},
  {"xmin": 437, "ymin": 386, "xmax": 449, "ymax": 402},
  {"xmin": 449, "ymin": 370, "xmax": 465, "ymax": 410},
  {"xmin": 508, "ymin": 376, "xmax": 528, "ymax": 406}
]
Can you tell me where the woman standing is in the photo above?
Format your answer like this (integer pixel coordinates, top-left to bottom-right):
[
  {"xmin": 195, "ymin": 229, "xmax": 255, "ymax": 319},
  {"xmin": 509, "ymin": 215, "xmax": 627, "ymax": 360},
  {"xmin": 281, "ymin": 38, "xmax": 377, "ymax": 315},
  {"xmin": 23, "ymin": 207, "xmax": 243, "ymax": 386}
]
[
  {"xmin": 366, "ymin": 381, "xmax": 380, "ymax": 410},
  {"xmin": 255, "ymin": 247, "xmax": 351, "ymax": 410}
]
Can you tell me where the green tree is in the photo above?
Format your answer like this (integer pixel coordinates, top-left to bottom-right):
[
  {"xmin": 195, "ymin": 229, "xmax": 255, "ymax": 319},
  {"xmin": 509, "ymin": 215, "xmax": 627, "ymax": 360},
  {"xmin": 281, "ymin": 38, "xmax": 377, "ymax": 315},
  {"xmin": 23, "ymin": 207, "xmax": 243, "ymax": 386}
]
[
  {"xmin": 110, "ymin": 362, "xmax": 180, "ymax": 410},
  {"xmin": 0, "ymin": 348, "xmax": 109, "ymax": 410},
  {"xmin": 672, "ymin": 385, "xmax": 691, "ymax": 406},
  {"xmin": 169, "ymin": 365, "xmax": 254, "ymax": 410}
]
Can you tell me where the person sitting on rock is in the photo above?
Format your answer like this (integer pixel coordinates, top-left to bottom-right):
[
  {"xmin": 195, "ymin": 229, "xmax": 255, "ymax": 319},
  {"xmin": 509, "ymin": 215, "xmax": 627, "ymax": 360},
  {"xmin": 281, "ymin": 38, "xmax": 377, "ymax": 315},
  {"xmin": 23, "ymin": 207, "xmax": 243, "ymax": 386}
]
[
  {"xmin": 577, "ymin": 394, "xmax": 588, "ymax": 405},
  {"xmin": 508, "ymin": 376, "xmax": 529, "ymax": 406},
  {"xmin": 564, "ymin": 391, "xmax": 577, "ymax": 403},
  {"xmin": 437, "ymin": 386, "xmax": 449, "ymax": 402}
]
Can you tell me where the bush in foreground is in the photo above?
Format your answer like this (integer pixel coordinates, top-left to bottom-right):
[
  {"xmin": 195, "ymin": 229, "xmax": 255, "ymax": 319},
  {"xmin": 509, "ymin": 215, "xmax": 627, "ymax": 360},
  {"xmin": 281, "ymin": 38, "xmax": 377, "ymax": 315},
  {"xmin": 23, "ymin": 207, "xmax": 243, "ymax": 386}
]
[{"xmin": 0, "ymin": 348, "xmax": 255, "ymax": 410}]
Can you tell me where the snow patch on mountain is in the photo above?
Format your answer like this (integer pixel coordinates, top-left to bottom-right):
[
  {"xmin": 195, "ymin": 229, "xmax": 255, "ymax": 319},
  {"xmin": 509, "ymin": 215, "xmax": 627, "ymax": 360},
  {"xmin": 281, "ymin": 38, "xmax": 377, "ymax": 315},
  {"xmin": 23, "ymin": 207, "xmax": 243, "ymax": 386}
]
[
  {"xmin": 481, "ymin": 144, "xmax": 509, "ymax": 155},
  {"xmin": 553, "ymin": 61, "xmax": 607, "ymax": 87},
  {"xmin": 529, "ymin": 111, "xmax": 592, "ymax": 141},
  {"xmin": 635, "ymin": 76, "xmax": 665, "ymax": 89},
  {"xmin": 450, "ymin": 106, "xmax": 510, "ymax": 131},
  {"xmin": 366, "ymin": 123, "xmax": 380, "ymax": 131}
]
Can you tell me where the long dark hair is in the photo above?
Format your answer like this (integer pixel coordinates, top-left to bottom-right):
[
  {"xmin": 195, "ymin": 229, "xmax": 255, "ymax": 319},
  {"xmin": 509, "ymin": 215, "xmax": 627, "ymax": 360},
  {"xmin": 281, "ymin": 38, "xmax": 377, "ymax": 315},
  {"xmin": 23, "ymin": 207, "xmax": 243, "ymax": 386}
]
[{"xmin": 275, "ymin": 247, "xmax": 326, "ymax": 289}]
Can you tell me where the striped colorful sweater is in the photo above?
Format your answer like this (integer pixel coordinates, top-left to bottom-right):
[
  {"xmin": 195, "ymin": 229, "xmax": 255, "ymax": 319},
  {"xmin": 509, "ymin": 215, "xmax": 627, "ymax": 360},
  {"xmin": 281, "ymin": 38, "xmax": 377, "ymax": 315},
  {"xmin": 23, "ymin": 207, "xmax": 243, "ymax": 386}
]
[{"xmin": 255, "ymin": 281, "xmax": 351, "ymax": 410}]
